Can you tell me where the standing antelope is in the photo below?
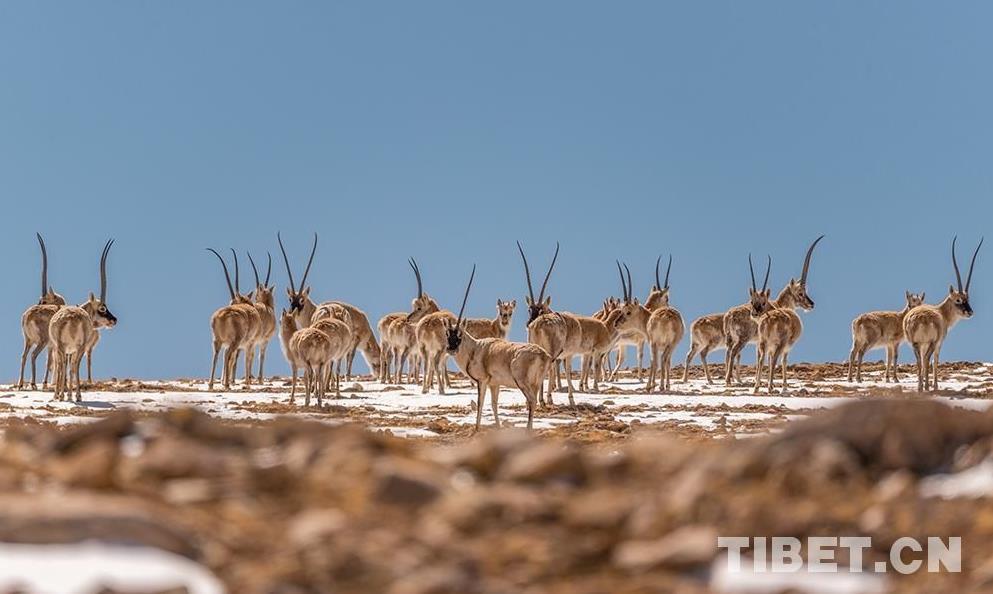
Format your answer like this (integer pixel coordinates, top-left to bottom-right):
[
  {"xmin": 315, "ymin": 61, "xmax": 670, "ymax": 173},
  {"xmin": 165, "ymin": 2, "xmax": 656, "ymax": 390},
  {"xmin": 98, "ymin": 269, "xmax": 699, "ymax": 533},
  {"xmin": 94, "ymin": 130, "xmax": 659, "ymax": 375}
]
[
  {"xmin": 904, "ymin": 237, "xmax": 982, "ymax": 392},
  {"xmin": 379, "ymin": 259, "xmax": 437, "ymax": 383},
  {"xmin": 309, "ymin": 312, "xmax": 353, "ymax": 399},
  {"xmin": 49, "ymin": 240, "xmax": 118, "ymax": 402},
  {"xmin": 18, "ymin": 234, "xmax": 67, "ymax": 390},
  {"xmin": 517, "ymin": 242, "xmax": 584, "ymax": 406},
  {"xmin": 278, "ymin": 232, "xmax": 382, "ymax": 379},
  {"xmin": 227, "ymin": 249, "xmax": 263, "ymax": 386},
  {"xmin": 682, "ymin": 249, "xmax": 726, "ymax": 384},
  {"xmin": 463, "ymin": 299, "xmax": 516, "ymax": 340},
  {"xmin": 207, "ymin": 249, "xmax": 258, "ymax": 391},
  {"xmin": 279, "ymin": 309, "xmax": 333, "ymax": 407},
  {"xmin": 444, "ymin": 265, "xmax": 555, "ymax": 431},
  {"xmin": 847, "ymin": 291, "xmax": 926, "ymax": 383},
  {"xmin": 246, "ymin": 251, "xmax": 277, "ymax": 383},
  {"xmin": 641, "ymin": 256, "xmax": 684, "ymax": 393},
  {"xmin": 749, "ymin": 236, "xmax": 825, "ymax": 394}
]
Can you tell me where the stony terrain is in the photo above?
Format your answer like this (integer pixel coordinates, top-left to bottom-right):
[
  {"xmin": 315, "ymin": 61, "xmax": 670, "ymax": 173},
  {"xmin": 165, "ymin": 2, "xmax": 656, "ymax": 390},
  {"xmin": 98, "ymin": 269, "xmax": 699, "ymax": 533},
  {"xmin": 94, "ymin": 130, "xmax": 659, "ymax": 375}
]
[{"xmin": 0, "ymin": 362, "xmax": 992, "ymax": 593}]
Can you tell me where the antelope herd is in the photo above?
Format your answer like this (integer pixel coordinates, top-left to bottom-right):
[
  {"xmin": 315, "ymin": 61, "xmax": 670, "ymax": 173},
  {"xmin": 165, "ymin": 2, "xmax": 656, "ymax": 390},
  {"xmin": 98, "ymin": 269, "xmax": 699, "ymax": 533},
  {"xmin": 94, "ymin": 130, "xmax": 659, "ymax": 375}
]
[{"xmin": 13, "ymin": 233, "xmax": 987, "ymax": 429}]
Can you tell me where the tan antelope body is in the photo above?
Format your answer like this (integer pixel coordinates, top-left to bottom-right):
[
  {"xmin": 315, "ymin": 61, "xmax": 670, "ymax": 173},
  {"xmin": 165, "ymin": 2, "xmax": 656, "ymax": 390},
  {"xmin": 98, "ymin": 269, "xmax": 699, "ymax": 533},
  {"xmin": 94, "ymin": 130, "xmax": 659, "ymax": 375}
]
[
  {"xmin": 48, "ymin": 240, "xmax": 118, "ymax": 402},
  {"xmin": 278, "ymin": 233, "xmax": 381, "ymax": 380},
  {"xmin": 722, "ymin": 303, "xmax": 759, "ymax": 386},
  {"xmin": 682, "ymin": 313, "xmax": 725, "ymax": 384},
  {"xmin": 207, "ymin": 249, "xmax": 260, "ymax": 391},
  {"xmin": 310, "ymin": 316, "xmax": 353, "ymax": 398},
  {"xmin": 904, "ymin": 237, "xmax": 982, "ymax": 392},
  {"xmin": 749, "ymin": 236, "xmax": 824, "ymax": 394},
  {"xmin": 416, "ymin": 310, "xmax": 457, "ymax": 394},
  {"xmin": 377, "ymin": 312, "xmax": 406, "ymax": 382},
  {"xmin": 848, "ymin": 291, "xmax": 925, "ymax": 383},
  {"xmin": 463, "ymin": 299, "xmax": 516, "ymax": 340},
  {"xmin": 444, "ymin": 266, "xmax": 555, "ymax": 430},
  {"xmin": 246, "ymin": 252, "xmax": 277, "ymax": 383},
  {"xmin": 18, "ymin": 234, "xmax": 68, "ymax": 390},
  {"xmin": 279, "ymin": 310, "xmax": 333, "ymax": 407},
  {"xmin": 575, "ymin": 313, "xmax": 624, "ymax": 393}
]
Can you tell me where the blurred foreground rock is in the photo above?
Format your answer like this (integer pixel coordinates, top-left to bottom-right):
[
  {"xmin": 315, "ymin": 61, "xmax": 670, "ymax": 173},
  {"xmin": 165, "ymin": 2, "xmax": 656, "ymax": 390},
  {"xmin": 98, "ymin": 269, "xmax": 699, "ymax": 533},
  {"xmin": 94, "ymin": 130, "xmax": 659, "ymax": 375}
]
[{"xmin": 0, "ymin": 399, "xmax": 991, "ymax": 593}]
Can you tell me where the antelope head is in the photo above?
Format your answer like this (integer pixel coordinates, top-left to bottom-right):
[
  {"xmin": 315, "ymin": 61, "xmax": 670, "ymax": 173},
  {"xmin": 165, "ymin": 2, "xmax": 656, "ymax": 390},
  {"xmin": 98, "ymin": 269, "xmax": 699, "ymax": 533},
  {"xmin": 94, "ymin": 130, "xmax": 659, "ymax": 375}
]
[
  {"xmin": 278, "ymin": 232, "xmax": 317, "ymax": 314},
  {"xmin": 35, "ymin": 233, "xmax": 66, "ymax": 306},
  {"xmin": 405, "ymin": 258, "xmax": 441, "ymax": 322},
  {"xmin": 644, "ymin": 255, "xmax": 672, "ymax": 309},
  {"xmin": 613, "ymin": 261, "xmax": 646, "ymax": 330},
  {"xmin": 785, "ymin": 235, "xmax": 825, "ymax": 311},
  {"xmin": 496, "ymin": 299, "xmax": 517, "ymax": 327},
  {"xmin": 748, "ymin": 254, "xmax": 774, "ymax": 318},
  {"xmin": 949, "ymin": 236, "xmax": 983, "ymax": 318},
  {"xmin": 247, "ymin": 251, "xmax": 275, "ymax": 309},
  {"xmin": 84, "ymin": 239, "xmax": 118, "ymax": 328},
  {"xmin": 517, "ymin": 241, "xmax": 558, "ymax": 324},
  {"xmin": 445, "ymin": 265, "xmax": 476, "ymax": 353},
  {"xmin": 905, "ymin": 291, "xmax": 926, "ymax": 310}
]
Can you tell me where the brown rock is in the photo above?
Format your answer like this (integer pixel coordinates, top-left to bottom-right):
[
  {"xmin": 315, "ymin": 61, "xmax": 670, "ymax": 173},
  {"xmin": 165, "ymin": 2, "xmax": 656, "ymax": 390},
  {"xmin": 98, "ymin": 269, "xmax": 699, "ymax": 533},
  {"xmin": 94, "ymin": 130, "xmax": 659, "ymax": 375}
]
[
  {"xmin": 498, "ymin": 442, "xmax": 586, "ymax": 485},
  {"xmin": 613, "ymin": 525, "xmax": 718, "ymax": 571},
  {"xmin": 374, "ymin": 460, "xmax": 444, "ymax": 507}
]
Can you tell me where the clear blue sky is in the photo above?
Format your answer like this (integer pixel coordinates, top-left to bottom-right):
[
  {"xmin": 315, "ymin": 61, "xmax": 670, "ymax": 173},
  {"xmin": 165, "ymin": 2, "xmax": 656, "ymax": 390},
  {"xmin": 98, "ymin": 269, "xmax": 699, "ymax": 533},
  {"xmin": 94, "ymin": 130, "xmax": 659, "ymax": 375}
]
[{"xmin": 1, "ymin": 2, "xmax": 989, "ymax": 380}]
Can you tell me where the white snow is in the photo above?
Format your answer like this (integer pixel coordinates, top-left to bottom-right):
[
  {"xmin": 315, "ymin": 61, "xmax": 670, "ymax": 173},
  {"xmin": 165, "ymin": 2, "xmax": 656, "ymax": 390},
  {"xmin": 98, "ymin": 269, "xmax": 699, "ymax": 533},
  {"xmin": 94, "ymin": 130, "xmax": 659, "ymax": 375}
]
[{"xmin": 919, "ymin": 458, "xmax": 993, "ymax": 499}]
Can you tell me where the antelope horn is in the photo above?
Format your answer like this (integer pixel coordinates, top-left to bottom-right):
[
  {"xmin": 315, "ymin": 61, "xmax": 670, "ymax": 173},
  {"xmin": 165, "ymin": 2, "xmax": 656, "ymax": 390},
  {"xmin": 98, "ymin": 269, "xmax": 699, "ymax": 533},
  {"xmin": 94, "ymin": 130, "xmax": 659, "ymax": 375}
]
[
  {"xmin": 207, "ymin": 248, "xmax": 235, "ymax": 301},
  {"xmin": 616, "ymin": 261, "xmax": 628, "ymax": 302},
  {"xmin": 762, "ymin": 254, "xmax": 771, "ymax": 292},
  {"xmin": 517, "ymin": 241, "xmax": 535, "ymax": 301},
  {"xmin": 247, "ymin": 251, "xmax": 261, "ymax": 287},
  {"xmin": 409, "ymin": 258, "xmax": 423, "ymax": 298},
  {"xmin": 36, "ymin": 233, "xmax": 49, "ymax": 299},
  {"xmin": 654, "ymin": 255, "xmax": 661, "ymax": 290},
  {"xmin": 537, "ymin": 241, "xmax": 559, "ymax": 302},
  {"xmin": 749, "ymin": 254, "xmax": 757, "ymax": 291},
  {"xmin": 800, "ymin": 234, "xmax": 825, "ymax": 286},
  {"xmin": 277, "ymin": 232, "xmax": 297, "ymax": 293},
  {"xmin": 230, "ymin": 248, "xmax": 241, "ymax": 295},
  {"xmin": 99, "ymin": 238, "xmax": 114, "ymax": 304},
  {"xmin": 952, "ymin": 236, "xmax": 963, "ymax": 292},
  {"xmin": 966, "ymin": 237, "xmax": 984, "ymax": 292},
  {"xmin": 265, "ymin": 252, "xmax": 272, "ymax": 286},
  {"xmin": 299, "ymin": 233, "xmax": 318, "ymax": 290},
  {"xmin": 624, "ymin": 262, "xmax": 633, "ymax": 302},
  {"xmin": 456, "ymin": 264, "xmax": 476, "ymax": 325},
  {"xmin": 663, "ymin": 254, "xmax": 672, "ymax": 290}
]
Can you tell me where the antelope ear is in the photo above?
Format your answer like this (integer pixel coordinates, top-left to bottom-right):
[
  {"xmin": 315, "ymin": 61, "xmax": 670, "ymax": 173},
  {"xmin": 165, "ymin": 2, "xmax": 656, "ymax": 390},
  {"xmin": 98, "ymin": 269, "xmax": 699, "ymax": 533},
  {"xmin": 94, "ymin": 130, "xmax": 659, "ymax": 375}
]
[
  {"xmin": 906, "ymin": 290, "xmax": 911, "ymax": 300},
  {"xmin": 510, "ymin": 299, "xmax": 516, "ymax": 307},
  {"xmin": 633, "ymin": 297, "xmax": 640, "ymax": 306},
  {"xmin": 496, "ymin": 299, "xmax": 503, "ymax": 307},
  {"xmin": 88, "ymin": 291, "xmax": 96, "ymax": 301},
  {"xmin": 286, "ymin": 287, "xmax": 294, "ymax": 297},
  {"xmin": 920, "ymin": 292, "xmax": 925, "ymax": 301},
  {"xmin": 302, "ymin": 287, "xmax": 311, "ymax": 298},
  {"xmin": 949, "ymin": 284, "xmax": 956, "ymax": 295},
  {"xmin": 543, "ymin": 296, "xmax": 552, "ymax": 307},
  {"xmin": 525, "ymin": 296, "xmax": 534, "ymax": 306}
]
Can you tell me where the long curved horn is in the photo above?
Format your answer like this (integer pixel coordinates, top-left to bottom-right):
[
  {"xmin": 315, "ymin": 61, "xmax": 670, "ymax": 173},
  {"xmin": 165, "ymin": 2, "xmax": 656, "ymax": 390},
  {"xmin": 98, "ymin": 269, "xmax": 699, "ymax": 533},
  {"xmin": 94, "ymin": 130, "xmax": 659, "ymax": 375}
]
[
  {"xmin": 265, "ymin": 252, "xmax": 272, "ymax": 286},
  {"xmin": 247, "ymin": 251, "xmax": 261, "ymax": 287},
  {"xmin": 277, "ymin": 232, "xmax": 296, "ymax": 293},
  {"xmin": 299, "ymin": 233, "xmax": 318, "ymax": 290},
  {"xmin": 966, "ymin": 237, "xmax": 984, "ymax": 292},
  {"xmin": 952, "ymin": 236, "xmax": 963, "ymax": 292},
  {"xmin": 800, "ymin": 235, "xmax": 825, "ymax": 286},
  {"xmin": 99, "ymin": 239, "xmax": 114, "ymax": 303},
  {"xmin": 207, "ymin": 248, "xmax": 235, "ymax": 300},
  {"xmin": 36, "ymin": 233, "xmax": 49, "ymax": 299},
  {"xmin": 654, "ymin": 255, "xmax": 661, "ymax": 290},
  {"xmin": 749, "ymin": 254, "xmax": 757, "ymax": 291},
  {"xmin": 537, "ymin": 242, "xmax": 559, "ymax": 302},
  {"xmin": 624, "ymin": 262, "xmax": 633, "ymax": 301},
  {"xmin": 663, "ymin": 254, "xmax": 672, "ymax": 290},
  {"xmin": 517, "ymin": 241, "xmax": 535, "ymax": 301},
  {"xmin": 456, "ymin": 264, "xmax": 476, "ymax": 324},
  {"xmin": 230, "ymin": 248, "xmax": 241, "ymax": 295},
  {"xmin": 616, "ymin": 261, "xmax": 628, "ymax": 302},
  {"xmin": 762, "ymin": 254, "xmax": 771, "ymax": 291},
  {"xmin": 408, "ymin": 258, "xmax": 423, "ymax": 298}
]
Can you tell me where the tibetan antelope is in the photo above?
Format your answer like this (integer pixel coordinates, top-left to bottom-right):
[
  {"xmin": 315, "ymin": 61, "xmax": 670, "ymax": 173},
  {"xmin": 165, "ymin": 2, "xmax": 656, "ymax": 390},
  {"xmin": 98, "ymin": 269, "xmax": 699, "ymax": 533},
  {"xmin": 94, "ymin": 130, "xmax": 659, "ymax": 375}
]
[
  {"xmin": 463, "ymin": 299, "xmax": 516, "ymax": 340},
  {"xmin": 517, "ymin": 241, "xmax": 584, "ymax": 406},
  {"xmin": 847, "ymin": 291, "xmax": 926, "ymax": 383},
  {"xmin": 18, "ymin": 233, "xmax": 68, "ymax": 390},
  {"xmin": 444, "ymin": 265, "xmax": 555, "ymax": 431},
  {"xmin": 206, "ymin": 249, "xmax": 259, "ymax": 391},
  {"xmin": 246, "ymin": 251, "xmax": 277, "ymax": 383},
  {"xmin": 49, "ymin": 240, "xmax": 118, "ymax": 402},
  {"xmin": 904, "ymin": 237, "xmax": 983, "ymax": 392},
  {"xmin": 378, "ymin": 259, "xmax": 437, "ymax": 383},
  {"xmin": 278, "ymin": 232, "xmax": 381, "ymax": 380},
  {"xmin": 576, "ymin": 263, "xmax": 641, "ymax": 392},
  {"xmin": 308, "ymin": 312, "xmax": 353, "ymax": 399},
  {"xmin": 749, "ymin": 235, "xmax": 825, "ymax": 394},
  {"xmin": 278, "ymin": 309, "xmax": 333, "ymax": 407},
  {"xmin": 642, "ymin": 256, "xmax": 685, "ymax": 393},
  {"xmin": 227, "ymin": 249, "xmax": 263, "ymax": 386},
  {"xmin": 681, "ymin": 257, "xmax": 727, "ymax": 385}
]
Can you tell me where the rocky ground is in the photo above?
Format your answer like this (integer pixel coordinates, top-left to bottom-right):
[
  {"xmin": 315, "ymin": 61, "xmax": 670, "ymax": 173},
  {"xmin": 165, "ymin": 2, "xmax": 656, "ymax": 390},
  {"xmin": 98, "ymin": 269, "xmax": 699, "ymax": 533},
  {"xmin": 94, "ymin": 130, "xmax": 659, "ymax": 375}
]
[{"xmin": 1, "ymin": 362, "xmax": 992, "ymax": 593}]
